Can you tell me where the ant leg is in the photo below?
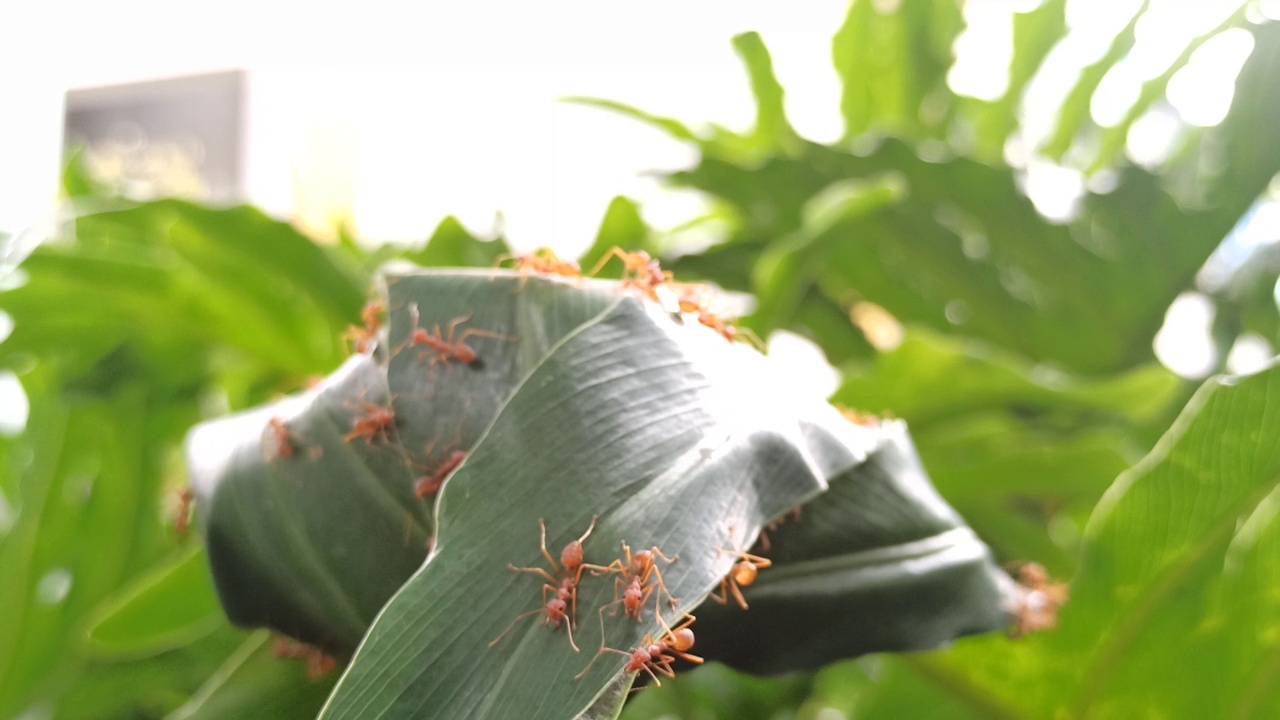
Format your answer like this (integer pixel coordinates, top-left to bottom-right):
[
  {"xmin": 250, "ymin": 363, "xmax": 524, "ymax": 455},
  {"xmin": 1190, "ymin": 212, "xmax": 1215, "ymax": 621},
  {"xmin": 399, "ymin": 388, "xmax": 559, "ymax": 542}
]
[
  {"xmin": 710, "ymin": 577, "xmax": 730, "ymax": 605},
  {"xmin": 442, "ymin": 314, "xmax": 474, "ymax": 344},
  {"xmin": 391, "ymin": 303, "xmax": 423, "ymax": 357},
  {"xmin": 736, "ymin": 551, "xmax": 773, "ymax": 569},
  {"xmin": 574, "ymin": 613, "xmax": 627, "ymax": 679},
  {"xmin": 576, "ymin": 515, "xmax": 599, "ymax": 544},
  {"xmin": 537, "ymin": 519, "xmax": 561, "ymax": 574},
  {"xmin": 488, "ymin": 607, "xmax": 544, "ymax": 647},
  {"xmin": 587, "ymin": 247, "xmax": 627, "ymax": 278},
  {"xmin": 581, "ymin": 559, "xmax": 626, "ymax": 578},
  {"xmin": 507, "ymin": 564, "xmax": 559, "ymax": 585},
  {"xmin": 455, "ymin": 327, "xmax": 519, "ymax": 344},
  {"xmin": 565, "ymin": 616, "xmax": 579, "ymax": 653},
  {"xmin": 728, "ymin": 579, "xmax": 749, "ymax": 610},
  {"xmin": 645, "ymin": 561, "xmax": 680, "ymax": 609},
  {"xmin": 649, "ymin": 547, "xmax": 678, "ymax": 564},
  {"xmin": 649, "ymin": 655, "xmax": 678, "ymax": 679}
]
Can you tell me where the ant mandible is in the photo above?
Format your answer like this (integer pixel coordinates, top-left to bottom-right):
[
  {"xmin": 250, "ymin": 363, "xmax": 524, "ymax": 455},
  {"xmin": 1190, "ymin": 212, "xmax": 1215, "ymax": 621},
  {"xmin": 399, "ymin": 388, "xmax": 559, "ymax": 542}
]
[
  {"xmin": 585, "ymin": 541, "xmax": 679, "ymax": 621},
  {"xmin": 574, "ymin": 613, "xmax": 702, "ymax": 688},
  {"xmin": 489, "ymin": 516, "xmax": 599, "ymax": 652},
  {"xmin": 342, "ymin": 401, "xmax": 396, "ymax": 444},
  {"xmin": 711, "ymin": 531, "xmax": 773, "ymax": 610},
  {"xmin": 395, "ymin": 303, "xmax": 515, "ymax": 367},
  {"xmin": 342, "ymin": 300, "xmax": 384, "ymax": 355},
  {"xmin": 413, "ymin": 449, "xmax": 467, "ymax": 498}
]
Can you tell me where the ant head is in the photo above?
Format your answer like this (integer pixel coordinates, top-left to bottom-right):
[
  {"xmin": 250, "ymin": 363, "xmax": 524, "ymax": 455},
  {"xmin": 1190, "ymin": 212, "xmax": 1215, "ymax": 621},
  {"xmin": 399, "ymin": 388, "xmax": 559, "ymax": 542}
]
[
  {"xmin": 626, "ymin": 648, "xmax": 651, "ymax": 672},
  {"xmin": 546, "ymin": 596, "xmax": 567, "ymax": 619}
]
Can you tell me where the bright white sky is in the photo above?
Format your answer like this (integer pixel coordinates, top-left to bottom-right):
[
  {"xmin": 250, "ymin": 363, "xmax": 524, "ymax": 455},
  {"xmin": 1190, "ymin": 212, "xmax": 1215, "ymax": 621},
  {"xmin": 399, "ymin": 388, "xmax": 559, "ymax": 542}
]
[
  {"xmin": 0, "ymin": 0, "xmax": 1260, "ymax": 250},
  {"xmin": 0, "ymin": 0, "xmax": 1272, "ymax": 426}
]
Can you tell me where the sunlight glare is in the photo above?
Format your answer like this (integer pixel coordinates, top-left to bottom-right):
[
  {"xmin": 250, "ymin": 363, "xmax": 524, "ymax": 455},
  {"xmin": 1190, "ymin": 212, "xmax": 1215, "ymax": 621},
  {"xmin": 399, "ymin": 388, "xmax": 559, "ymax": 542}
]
[
  {"xmin": 1167, "ymin": 28, "xmax": 1254, "ymax": 128},
  {"xmin": 1153, "ymin": 292, "xmax": 1217, "ymax": 379},
  {"xmin": 1022, "ymin": 159, "xmax": 1085, "ymax": 222},
  {"xmin": 1226, "ymin": 333, "xmax": 1274, "ymax": 376},
  {"xmin": 948, "ymin": 3, "xmax": 1013, "ymax": 102},
  {"xmin": 766, "ymin": 330, "xmax": 841, "ymax": 400},
  {"xmin": 1125, "ymin": 105, "xmax": 1183, "ymax": 168},
  {"xmin": 0, "ymin": 372, "xmax": 28, "ymax": 436}
]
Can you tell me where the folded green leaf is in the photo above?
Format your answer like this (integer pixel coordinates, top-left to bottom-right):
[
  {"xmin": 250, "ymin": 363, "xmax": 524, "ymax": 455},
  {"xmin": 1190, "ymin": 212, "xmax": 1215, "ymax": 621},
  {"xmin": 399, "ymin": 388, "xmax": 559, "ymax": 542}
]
[{"xmin": 693, "ymin": 422, "xmax": 1011, "ymax": 674}]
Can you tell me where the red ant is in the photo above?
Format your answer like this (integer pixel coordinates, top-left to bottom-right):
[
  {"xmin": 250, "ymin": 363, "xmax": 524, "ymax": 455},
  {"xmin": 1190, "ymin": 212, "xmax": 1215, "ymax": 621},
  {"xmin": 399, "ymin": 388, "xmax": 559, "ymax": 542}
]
[
  {"xmin": 499, "ymin": 248, "xmax": 581, "ymax": 279},
  {"xmin": 574, "ymin": 613, "xmax": 702, "ymax": 687},
  {"xmin": 1008, "ymin": 562, "xmax": 1069, "ymax": 638},
  {"xmin": 489, "ymin": 516, "xmax": 599, "ymax": 652},
  {"xmin": 711, "ymin": 532, "xmax": 772, "ymax": 610},
  {"xmin": 838, "ymin": 406, "xmax": 881, "ymax": 427},
  {"xmin": 173, "ymin": 487, "xmax": 195, "ymax": 534},
  {"xmin": 755, "ymin": 506, "xmax": 803, "ymax": 553},
  {"xmin": 342, "ymin": 301, "xmax": 384, "ymax": 355},
  {"xmin": 342, "ymin": 401, "xmax": 396, "ymax": 444},
  {"xmin": 271, "ymin": 635, "xmax": 339, "ymax": 680},
  {"xmin": 413, "ymin": 449, "xmax": 466, "ymax": 498},
  {"xmin": 590, "ymin": 247, "xmax": 673, "ymax": 301},
  {"xmin": 265, "ymin": 416, "xmax": 295, "ymax": 459},
  {"xmin": 676, "ymin": 286, "xmax": 764, "ymax": 348},
  {"xmin": 395, "ymin": 303, "xmax": 515, "ymax": 367},
  {"xmin": 587, "ymin": 541, "xmax": 679, "ymax": 622}
]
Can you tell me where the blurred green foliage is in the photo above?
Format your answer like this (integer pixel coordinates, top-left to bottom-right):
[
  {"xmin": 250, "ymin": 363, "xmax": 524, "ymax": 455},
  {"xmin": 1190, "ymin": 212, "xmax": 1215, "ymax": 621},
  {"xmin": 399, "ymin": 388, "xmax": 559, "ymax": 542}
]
[{"xmin": 2, "ymin": 1, "xmax": 1279, "ymax": 718}]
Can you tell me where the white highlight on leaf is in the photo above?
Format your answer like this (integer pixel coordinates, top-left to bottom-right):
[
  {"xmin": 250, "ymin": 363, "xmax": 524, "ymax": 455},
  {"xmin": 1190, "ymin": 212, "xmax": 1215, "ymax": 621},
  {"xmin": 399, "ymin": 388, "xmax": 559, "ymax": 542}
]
[
  {"xmin": 36, "ymin": 568, "xmax": 73, "ymax": 605},
  {"xmin": 0, "ymin": 371, "xmax": 28, "ymax": 437}
]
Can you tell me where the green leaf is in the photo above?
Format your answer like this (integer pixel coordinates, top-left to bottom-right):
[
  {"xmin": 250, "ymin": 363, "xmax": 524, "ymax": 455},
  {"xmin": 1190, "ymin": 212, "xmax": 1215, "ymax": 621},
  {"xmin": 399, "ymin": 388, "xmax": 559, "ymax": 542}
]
[
  {"xmin": 963, "ymin": 0, "xmax": 1068, "ymax": 160},
  {"xmin": 751, "ymin": 175, "xmax": 906, "ymax": 332},
  {"xmin": 578, "ymin": 197, "xmax": 653, "ymax": 277},
  {"xmin": 51, "ymin": 625, "xmax": 248, "ymax": 720},
  {"xmin": 315, "ymin": 273, "xmax": 980, "ymax": 719},
  {"xmin": 1087, "ymin": 6, "xmax": 1248, "ymax": 174},
  {"xmin": 183, "ymin": 271, "xmax": 646, "ymax": 661},
  {"xmin": 0, "ymin": 368, "xmax": 191, "ymax": 716},
  {"xmin": 832, "ymin": 331, "xmax": 1179, "ymax": 428},
  {"xmin": 833, "ymin": 0, "xmax": 962, "ymax": 141},
  {"xmin": 732, "ymin": 32, "xmax": 797, "ymax": 155},
  {"xmin": 383, "ymin": 270, "xmax": 621, "ymax": 469},
  {"xmin": 186, "ymin": 354, "xmax": 429, "ymax": 654},
  {"xmin": 560, "ymin": 97, "xmax": 699, "ymax": 144},
  {"xmin": 401, "ymin": 215, "xmax": 512, "ymax": 268},
  {"xmin": 167, "ymin": 631, "xmax": 336, "ymax": 720},
  {"xmin": 1040, "ymin": 1, "xmax": 1146, "ymax": 160},
  {"xmin": 1, "ymin": 200, "xmax": 363, "ymax": 382},
  {"xmin": 1064, "ymin": 361, "xmax": 1280, "ymax": 717},
  {"xmin": 922, "ymin": 361, "xmax": 1280, "ymax": 718},
  {"xmin": 88, "ymin": 545, "xmax": 223, "ymax": 657},
  {"xmin": 692, "ymin": 423, "xmax": 1011, "ymax": 674}
]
